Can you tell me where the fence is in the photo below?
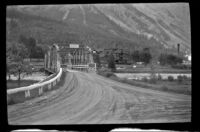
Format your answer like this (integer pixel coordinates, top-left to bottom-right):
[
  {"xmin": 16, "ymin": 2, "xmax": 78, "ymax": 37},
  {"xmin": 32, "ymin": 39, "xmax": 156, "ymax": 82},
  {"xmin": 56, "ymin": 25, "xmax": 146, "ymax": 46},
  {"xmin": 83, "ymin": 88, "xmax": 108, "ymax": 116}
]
[{"xmin": 7, "ymin": 68, "xmax": 63, "ymax": 105}]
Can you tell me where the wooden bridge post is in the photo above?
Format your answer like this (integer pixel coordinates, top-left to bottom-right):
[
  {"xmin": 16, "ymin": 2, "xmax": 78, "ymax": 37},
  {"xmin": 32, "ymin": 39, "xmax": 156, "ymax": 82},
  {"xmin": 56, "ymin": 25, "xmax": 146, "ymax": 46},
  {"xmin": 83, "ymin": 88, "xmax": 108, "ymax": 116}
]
[
  {"xmin": 48, "ymin": 83, "xmax": 51, "ymax": 90},
  {"xmin": 25, "ymin": 90, "xmax": 30, "ymax": 98},
  {"xmin": 44, "ymin": 54, "xmax": 47, "ymax": 69},
  {"xmin": 39, "ymin": 86, "xmax": 43, "ymax": 95}
]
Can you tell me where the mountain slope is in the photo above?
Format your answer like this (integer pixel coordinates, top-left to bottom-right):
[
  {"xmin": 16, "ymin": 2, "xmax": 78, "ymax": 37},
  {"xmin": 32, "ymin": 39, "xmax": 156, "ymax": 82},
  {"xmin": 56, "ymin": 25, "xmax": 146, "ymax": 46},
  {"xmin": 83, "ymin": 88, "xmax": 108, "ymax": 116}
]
[{"xmin": 6, "ymin": 3, "xmax": 191, "ymax": 54}]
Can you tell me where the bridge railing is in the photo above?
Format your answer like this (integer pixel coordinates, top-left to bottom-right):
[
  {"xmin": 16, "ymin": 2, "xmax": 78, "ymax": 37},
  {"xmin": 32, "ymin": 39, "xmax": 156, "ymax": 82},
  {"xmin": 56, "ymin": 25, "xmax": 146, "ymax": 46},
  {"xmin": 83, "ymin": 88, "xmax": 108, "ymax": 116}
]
[
  {"xmin": 7, "ymin": 68, "xmax": 63, "ymax": 105},
  {"xmin": 71, "ymin": 63, "xmax": 96, "ymax": 72}
]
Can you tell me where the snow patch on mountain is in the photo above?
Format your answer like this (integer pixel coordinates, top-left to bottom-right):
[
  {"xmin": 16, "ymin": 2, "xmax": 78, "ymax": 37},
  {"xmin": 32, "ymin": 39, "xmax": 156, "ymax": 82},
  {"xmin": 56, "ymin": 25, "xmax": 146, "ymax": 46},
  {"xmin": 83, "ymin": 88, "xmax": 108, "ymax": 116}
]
[{"xmin": 62, "ymin": 9, "xmax": 70, "ymax": 20}]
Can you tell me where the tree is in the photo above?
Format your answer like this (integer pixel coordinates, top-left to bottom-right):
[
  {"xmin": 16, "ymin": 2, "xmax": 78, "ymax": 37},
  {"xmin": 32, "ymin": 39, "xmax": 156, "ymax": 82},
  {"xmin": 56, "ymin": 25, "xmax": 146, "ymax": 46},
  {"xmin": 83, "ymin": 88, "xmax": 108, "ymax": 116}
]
[
  {"xmin": 6, "ymin": 42, "xmax": 30, "ymax": 86},
  {"xmin": 107, "ymin": 53, "xmax": 116, "ymax": 72},
  {"xmin": 159, "ymin": 53, "xmax": 183, "ymax": 66},
  {"xmin": 31, "ymin": 46, "xmax": 45, "ymax": 58},
  {"xmin": 159, "ymin": 53, "xmax": 167, "ymax": 65},
  {"xmin": 93, "ymin": 52, "xmax": 101, "ymax": 68},
  {"xmin": 131, "ymin": 50, "xmax": 140, "ymax": 63},
  {"xmin": 6, "ymin": 45, "xmax": 13, "ymax": 80},
  {"xmin": 18, "ymin": 34, "xmax": 28, "ymax": 45},
  {"xmin": 140, "ymin": 48, "xmax": 152, "ymax": 65},
  {"xmin": 18, "ymin": 35, "xmax": 37, "ymax": 59},
  {"xmin": 28, "ymin": 37, "xmax": 36, "ymax": 58}
]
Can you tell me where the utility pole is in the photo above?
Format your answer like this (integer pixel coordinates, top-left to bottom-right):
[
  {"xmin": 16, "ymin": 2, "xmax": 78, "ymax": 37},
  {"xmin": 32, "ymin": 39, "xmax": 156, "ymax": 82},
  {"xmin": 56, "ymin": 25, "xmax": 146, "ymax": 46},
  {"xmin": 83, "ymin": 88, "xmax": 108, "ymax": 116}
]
[{"xmin": 177, "ymin": 43, "xmax": 180, "ymax": 55}]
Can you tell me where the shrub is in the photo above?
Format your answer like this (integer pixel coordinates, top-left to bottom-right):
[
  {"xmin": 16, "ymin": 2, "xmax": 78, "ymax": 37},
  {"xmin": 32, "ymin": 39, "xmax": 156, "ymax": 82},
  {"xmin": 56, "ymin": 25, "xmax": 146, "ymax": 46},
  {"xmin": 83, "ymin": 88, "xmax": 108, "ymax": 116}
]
[
  {"xmin": 121, "ymin": 78, "xmax": 129, "ymax": 84},
  {"xmin": 177, "ymin": 75, "xmax": 184, "ymax": 83},
  {"xmin": 159, "ymin": 53, "xmax": 183, "ymax": 66},
  {"xmin": 161, "ymin": 85, "xmax": 168, "ymax": 91},
  {"xmin": 39, "ymin": 68, "xmax": 45, "ymax": 72},
  {"xmin": 157, "ymin": 74, "xmax": 162, "ymax": 80},
  {"xmin": 186, "ymin": 89, "xmax": 191, "ymax": 95},
  {"xmin": 142, "ymin": 77, "xmax": 148, "ymax": 82},
  {"xmin": 149, "ymin": 77, "xmax": 157, "ymax": 84},
  {"xmin": 109, "ymin": 75, "xmax": 118, "ymax": 81},
  {"xmin": 107, "ymin": 53, "xmax": 116, "ymax": 72},
  {"xmin": 182, "ymin": 75, "xmax": 188, "ymax": 80},
  {"xmin": 98, "ymin": 71, "xmax": 117, "ymax": 78},
  {"xmin": 7, "ymin": 96, "xmax": 16, "ymax": 105},
  {"xmin": 168, "ymin": 76, "xmax": 174, "ymax": 81},
  {"xmin": 105, "ymin": 72, "xmax": 116, "ymax": 78}
]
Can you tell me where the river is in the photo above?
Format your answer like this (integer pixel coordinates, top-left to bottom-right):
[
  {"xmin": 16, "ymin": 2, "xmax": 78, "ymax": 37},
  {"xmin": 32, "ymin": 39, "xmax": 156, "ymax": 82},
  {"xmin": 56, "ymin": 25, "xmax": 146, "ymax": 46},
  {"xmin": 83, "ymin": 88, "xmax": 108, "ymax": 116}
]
[{"xmin": 115, "ymin": 73, "xmax": 191, "ymax": 80}]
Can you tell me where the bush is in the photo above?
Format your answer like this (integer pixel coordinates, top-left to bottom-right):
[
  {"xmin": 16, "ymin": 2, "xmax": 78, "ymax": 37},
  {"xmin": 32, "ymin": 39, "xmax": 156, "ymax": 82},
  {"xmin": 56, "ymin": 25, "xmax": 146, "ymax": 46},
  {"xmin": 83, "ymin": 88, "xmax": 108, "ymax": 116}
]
[
  {"xmin": 168, "ymin": 76, "xmax": 174, "ymax": 81},
  {"xmin": 182, "ymin": 75, "xmax": 188, "ymax": 80},
  {"xmin": 107, "ymin": 53, "xmax": 116, "ymax": 72},
  {"xmin": 171, "ymin": 64, "xmax": 189, "ymax": 69},
  {"xmin": 105, "ymin": 72, "xmax": 116, "ymax": 78},
  {"xmin": 177, "ymin": 75, "xmax": 184, "ymax": 83},
  {"xmin": 157, "ymin": 74, "xmax": 162, "ymax": 80},
  {"xmin": 7, "ymin": 96, "xmax": 16, "ymax": 105},
  {"xmin": 149, "ymin": 77, "xmax": 157, "ymax": 84},
  {"xmin": 159, "ymin": 53, "xmax": 183, "ymax": 66},
  {"xmin": 161, "ymin": 85, "xmax": 169, "ymax": 91},
  {"xmin": 109, "ymin": 74, "xmax": 118, "ymax": 81},
  {"xmin": 98, "ymin": 70, "xmax": 116, "ymax": 78},
  {"xmin": 142, "ymin": 77, "xmax": 148, "ymax": 82},
  {"xmin": 39, "ymin": 68, "xmax": 45, "ymax": 72}
]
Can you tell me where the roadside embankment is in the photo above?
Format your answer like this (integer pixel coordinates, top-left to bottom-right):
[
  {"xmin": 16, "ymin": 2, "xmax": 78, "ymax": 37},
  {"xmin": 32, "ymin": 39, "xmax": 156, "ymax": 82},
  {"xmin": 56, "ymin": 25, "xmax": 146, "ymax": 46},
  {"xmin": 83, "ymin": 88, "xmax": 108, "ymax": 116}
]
[{"xmin": 7, "ymin": 68, "xmax": 63, "ymax": 105}]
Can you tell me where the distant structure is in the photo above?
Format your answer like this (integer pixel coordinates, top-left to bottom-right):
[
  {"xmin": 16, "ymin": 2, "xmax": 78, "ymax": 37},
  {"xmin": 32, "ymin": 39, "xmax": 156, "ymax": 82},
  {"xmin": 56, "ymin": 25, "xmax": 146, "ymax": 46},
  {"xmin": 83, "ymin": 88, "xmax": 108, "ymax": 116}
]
[
  {"xmin": 45, "ymin": 43, "xmax": 96, "ymax": 72},
  {"xmin": 99, "ymin": 48, "xmax": 131, "ymax": 64}
]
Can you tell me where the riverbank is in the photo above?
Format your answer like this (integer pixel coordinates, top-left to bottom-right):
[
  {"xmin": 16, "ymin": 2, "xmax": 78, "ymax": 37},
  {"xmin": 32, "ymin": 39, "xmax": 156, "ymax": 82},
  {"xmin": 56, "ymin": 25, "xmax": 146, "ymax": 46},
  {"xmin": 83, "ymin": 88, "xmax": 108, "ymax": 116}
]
[
  {"xmin": 97, "ymin": 70, "xmax": 191, "ymax": 95},
  {"xmin": 115, "ymin": 64, "xmax": 191, "ymax": 74},
  {"xmin": 116, "ymin": 69, "xmax": 191, "ymax": 74},
  {"xmin": 115, "ymin": 73, "xmax": 191, "ymax": 80}
]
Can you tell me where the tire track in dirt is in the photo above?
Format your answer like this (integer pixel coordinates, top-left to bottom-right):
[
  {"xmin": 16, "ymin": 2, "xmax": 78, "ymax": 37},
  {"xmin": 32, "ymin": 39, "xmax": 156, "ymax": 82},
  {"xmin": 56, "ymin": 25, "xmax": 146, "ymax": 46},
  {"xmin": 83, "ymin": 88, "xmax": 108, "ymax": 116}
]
[{"xmin": 8, "ymin": 71, "xmax": 191, "ymax": 124}]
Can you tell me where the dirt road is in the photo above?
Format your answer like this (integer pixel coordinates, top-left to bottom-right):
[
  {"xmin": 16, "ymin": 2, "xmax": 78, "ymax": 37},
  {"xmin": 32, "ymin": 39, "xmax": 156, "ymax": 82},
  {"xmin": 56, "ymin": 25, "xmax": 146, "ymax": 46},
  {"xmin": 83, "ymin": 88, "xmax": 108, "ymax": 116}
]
[{"xmin": 8, "ymin": 71, "xmax": 191, "ymax": 124}]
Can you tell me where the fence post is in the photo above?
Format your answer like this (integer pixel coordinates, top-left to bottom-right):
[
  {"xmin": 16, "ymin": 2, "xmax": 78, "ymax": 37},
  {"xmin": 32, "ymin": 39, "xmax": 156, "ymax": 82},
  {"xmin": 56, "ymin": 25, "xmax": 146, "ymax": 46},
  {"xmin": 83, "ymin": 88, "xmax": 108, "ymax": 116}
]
[
  {"xmin": 48, "ymin": 83, "xmax": 51, "ymax": 90},
  {"xmin": 25, "ymin": 90, "xmax": 30, "ymax": 98},
  {"xmin": 39, "ymin": 86, "xmax": 43, "ymax": 95},
  {"xmin": 53, "ymin": 81, "xmax": 56, "ymax": 86}
]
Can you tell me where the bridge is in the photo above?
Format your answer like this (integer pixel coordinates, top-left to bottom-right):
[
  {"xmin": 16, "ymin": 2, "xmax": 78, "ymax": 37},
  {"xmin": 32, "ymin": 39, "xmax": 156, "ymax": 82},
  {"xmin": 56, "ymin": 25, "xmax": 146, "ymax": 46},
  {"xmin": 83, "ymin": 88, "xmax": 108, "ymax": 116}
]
[
  {"xmin": 7, "ymin": 43, "xmax": 191, "ymax": 124},
  {"xmin": 44, "ymin": 43, "xmax": 96, "ymax": 73}
]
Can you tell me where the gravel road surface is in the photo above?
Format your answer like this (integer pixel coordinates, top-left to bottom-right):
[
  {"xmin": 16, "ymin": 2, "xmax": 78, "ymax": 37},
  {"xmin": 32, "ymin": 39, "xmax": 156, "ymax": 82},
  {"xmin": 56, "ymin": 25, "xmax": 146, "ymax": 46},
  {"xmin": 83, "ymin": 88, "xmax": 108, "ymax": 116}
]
[{"xmin": 8, "ymin": 70, "xmax": 191, "ymax": 124}]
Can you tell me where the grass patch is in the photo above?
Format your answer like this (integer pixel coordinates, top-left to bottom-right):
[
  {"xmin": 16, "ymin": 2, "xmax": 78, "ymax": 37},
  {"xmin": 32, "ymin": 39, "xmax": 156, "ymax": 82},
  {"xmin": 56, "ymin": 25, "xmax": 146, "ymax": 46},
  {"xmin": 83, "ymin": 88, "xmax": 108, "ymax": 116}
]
[
  {"xmin": 97, "ymin": 70, "xmax": 191, "ymax": 95},
  {"xmin": 161, "ymin": 85, "xmax": 169, "ymax": 91},
  {"xmin": 115, "ymin": 65, "xmax": 191, "ymax": 74}
]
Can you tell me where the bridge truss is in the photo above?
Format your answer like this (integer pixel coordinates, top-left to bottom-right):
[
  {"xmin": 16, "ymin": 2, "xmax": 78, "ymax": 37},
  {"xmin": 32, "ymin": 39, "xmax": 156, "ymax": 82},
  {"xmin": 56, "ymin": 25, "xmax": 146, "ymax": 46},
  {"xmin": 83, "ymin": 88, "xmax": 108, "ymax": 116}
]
[{"xmin": 44, "ymin": 43, "xmax": 96, "ymax": 72}]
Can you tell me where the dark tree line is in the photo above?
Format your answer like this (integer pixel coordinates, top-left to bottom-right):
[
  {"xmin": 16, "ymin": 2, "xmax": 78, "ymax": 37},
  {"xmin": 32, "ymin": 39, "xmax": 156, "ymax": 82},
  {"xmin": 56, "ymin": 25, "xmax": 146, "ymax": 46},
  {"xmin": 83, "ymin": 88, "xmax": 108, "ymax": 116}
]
[
  {"xmin": 107, "ymin": 53, "xmax": 116, "ymax": 72},
  {"xmin": 18, "ymin": 34, "xmax": 45, "ymax": 59},
  {"xmin": 93, "ymin": 52, "xmax": 101, "ymax": 68},
  {"xmin": 6, "ymin": 34, "xmax": 47, "ymax": 85},
  {"xmin": 7, "ymin": 42, "xmax": 31, "ymax": 84},
  {"xmin": 159, "ymin": 53, "xmax": 183, "ymax": 66},
  {"xmin": 131, "ymin": 47, "xmax": 152, "ymax": 65}
]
